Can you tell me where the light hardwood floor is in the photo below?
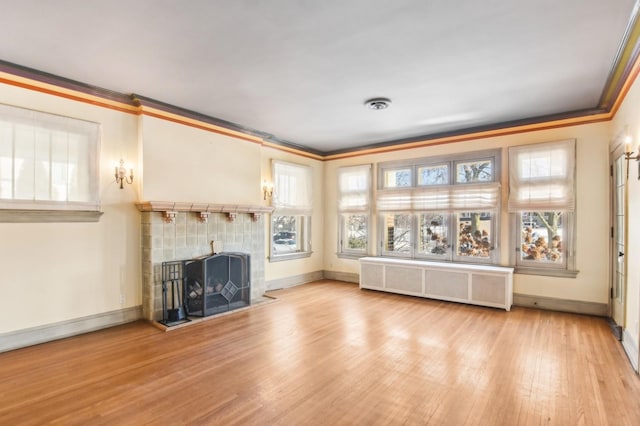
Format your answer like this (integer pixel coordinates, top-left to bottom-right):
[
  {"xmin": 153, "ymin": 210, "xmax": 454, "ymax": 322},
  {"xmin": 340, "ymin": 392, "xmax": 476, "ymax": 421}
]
[{"xmin": 1, "ymin": 280, "xmax": 639, "ymax": 425}]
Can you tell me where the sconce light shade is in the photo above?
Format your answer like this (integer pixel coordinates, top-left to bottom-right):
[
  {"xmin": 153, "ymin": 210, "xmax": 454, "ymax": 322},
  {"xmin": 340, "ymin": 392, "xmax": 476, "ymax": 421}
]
[
  {"xmin": 262, "ymin": 180, "xmax": 273, "ymax": 200},
  {"xmin": 115, "ymin": 159, "xmax": 134, "ymax": 189},
  {"xmin": 623, "ymin": 129, "xmax": 640, "ymax": 180}
]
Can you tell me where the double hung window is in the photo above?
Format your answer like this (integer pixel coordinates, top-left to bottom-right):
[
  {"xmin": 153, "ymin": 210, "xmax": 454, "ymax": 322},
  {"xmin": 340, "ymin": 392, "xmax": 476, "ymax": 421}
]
[
  {"xmin": 270, "ymin": 160, "xmax": 312, "ymax": 261},
  {"xmin": 337, "ymin": 164, "xmax": 371, "ymax": 257},
  {"xmin": 508, "ymin": 139, "xmax": 576, "ymax": 275}
]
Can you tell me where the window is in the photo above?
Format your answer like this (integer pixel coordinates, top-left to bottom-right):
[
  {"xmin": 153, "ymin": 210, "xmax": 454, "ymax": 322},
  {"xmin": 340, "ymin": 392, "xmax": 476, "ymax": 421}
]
[
  {"xmin": 381, "ymin": 166, "xmax": 412, "ymax": 188},
  {"xmin": 419, "ymin": 212, "xmax": 449, "ymax": 257},
  {"xmin": 337, "ymin": 164, "xmax": 371, "ymax": 257},
  {"xmin": 270, "ymin": 160, "xmax": 312, "ymax": 261},
  {"xmin": 508, "ymin": 139, "xmax": 576, "ymax": 276},
  {"xmin": 271, "ymin": 215, "xmax": 310, "ymax": 255},
  {"xmin": 0, "ymin": 104, "xmax": 100, "ymax": 214},
  {"xmin": 518, "ymin": 212, "xmax": 567, "ymax": 266},
  {"xmin": 377, "ymin": 149, "xmax": 500, "ymax": 263},
  {"xmin": 382, "ymin": 213, "xmax": 412, "ymax": 254}
]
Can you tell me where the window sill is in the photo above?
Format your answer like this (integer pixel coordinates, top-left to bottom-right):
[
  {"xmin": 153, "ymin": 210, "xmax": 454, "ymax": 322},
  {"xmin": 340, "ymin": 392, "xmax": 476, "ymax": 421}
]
[
  {"xmin": 337, "ymin": 252, "xmax": 368, "ymax": 260},
  {"xmin": 269, "ymin": 251, "xmax": 313, "ymax": 263},
  {"xmin": 0, "ymin": 210, "xmax": 104, "ymax": 223},
  {"xmin": 514, "ymin": 266, "xmax": 579, "ymax": 278}
]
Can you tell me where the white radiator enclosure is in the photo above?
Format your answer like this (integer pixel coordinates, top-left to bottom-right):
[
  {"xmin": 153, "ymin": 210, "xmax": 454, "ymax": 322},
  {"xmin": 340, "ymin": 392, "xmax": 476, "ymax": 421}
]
[{"xmin": 359, "ymin": 257, "xmax": 514, "ymax": 311}]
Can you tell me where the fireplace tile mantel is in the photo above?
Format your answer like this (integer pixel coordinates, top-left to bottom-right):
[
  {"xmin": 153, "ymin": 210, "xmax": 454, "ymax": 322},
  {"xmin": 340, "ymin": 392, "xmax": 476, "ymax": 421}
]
[
  {"xmin": 136, "ymin": 201, "xmax": 273, "ymax": 224},
  {"xmin": 136, "ymin": 201, "xmax": 273, "ymax": 214},
  {"xmin": 138, "ymin": 202, "xmax": 268, "ymax": 321}
]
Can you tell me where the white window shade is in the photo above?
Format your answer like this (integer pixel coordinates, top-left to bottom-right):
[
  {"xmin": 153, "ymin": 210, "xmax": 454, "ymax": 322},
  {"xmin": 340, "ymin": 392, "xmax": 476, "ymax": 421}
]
[
  {"xmin": 508, "ymin": 139, "xmax": 575, "ymax": 212},
  {"xmin": 337, "ymin": 164, "xmax": 371, "ymax": 212},
  {"xmin": 0, "ymin": 103, "xmax": 100, "ymax": 211},
  {"xmin": 377, "ymin": 183, "xmax": 500, "ymax": 212},
  {"xmin": 272, "ymin": 160, "xmax": 312, "ymax": 214}
]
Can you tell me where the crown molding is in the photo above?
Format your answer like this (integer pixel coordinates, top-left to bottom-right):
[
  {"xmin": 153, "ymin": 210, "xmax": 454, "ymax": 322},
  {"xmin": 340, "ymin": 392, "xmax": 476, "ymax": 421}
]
[
  {"xmin": 0, "ymin": 59, "xmax": 137, "ymax": 111},
  {"xmin": 598, "ymin": 1, "xmax": 640, "ymax": 111},
  {"xmin": 2, "ymin": 15, "xmax": 640, "ymax": 164}
]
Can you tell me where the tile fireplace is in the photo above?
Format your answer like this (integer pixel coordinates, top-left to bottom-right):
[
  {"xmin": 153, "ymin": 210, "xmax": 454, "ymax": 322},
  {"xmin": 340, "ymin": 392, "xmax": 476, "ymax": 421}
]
[{"xmin": 138, "ymin": 201, "xmax": 271, "ymax": 321}]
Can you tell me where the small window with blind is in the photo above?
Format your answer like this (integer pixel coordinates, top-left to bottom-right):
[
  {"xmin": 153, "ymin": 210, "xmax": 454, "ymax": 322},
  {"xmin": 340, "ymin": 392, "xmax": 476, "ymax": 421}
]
[
  {"xmin": 508, "ymin": 139, "xmax": 577, "ymax": 276},
  {"xmin": 270, "ymin": 160, "xmax": 313, "ymax": 261},
  {"xmin": 0, "ymin": 103, "xmax": 101, "ymax": 221},
  {"xmin": 377, "ymin": 149, "xmax": 501, "ymax": 263},
  {"xmin": 337, "ymin": 164, "xmax": 371, "ymax": 258}
]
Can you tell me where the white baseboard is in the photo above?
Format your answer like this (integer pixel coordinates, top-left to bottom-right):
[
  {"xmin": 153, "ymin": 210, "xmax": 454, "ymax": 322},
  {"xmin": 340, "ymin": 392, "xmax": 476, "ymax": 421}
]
[
  {"xmin": 0, "ymin": 306, "xmax": 143, "ymax": 353},
  {"xmin": 622, "ymin": 328, "xmax": 639, "ymax": 372}
]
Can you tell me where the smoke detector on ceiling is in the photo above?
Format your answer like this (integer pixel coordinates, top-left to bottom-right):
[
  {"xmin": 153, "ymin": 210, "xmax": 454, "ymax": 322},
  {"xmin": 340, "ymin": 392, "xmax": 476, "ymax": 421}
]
[{"xmin": 365, "ymin": 98, "xmax": 391, "ymax": 110}]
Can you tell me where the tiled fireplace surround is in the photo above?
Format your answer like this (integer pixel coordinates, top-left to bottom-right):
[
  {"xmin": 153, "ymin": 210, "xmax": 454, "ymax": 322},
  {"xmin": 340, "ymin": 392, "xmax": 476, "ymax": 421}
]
[{"xmin": 138, "ymin": 202, "xmax": 272, "ymax": 321}]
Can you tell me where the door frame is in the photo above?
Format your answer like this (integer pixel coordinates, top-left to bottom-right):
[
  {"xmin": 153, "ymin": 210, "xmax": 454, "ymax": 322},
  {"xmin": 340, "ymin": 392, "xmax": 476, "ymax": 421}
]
[{"xmin": 610, "ymin": 141, "xmax": 627, "ymax": 332}]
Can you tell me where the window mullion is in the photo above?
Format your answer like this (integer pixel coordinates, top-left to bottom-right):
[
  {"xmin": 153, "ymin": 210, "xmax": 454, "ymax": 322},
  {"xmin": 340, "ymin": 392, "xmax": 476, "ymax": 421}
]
[{"xmin": 11, "ymin": 123, "xmax": 16, "ymax": 199}]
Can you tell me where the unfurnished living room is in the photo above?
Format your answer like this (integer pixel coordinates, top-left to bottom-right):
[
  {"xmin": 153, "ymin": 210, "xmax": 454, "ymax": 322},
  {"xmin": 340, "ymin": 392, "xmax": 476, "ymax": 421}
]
[{"xmin": 1, "ymin": 1, "xmax": 640, "ymax": 424}]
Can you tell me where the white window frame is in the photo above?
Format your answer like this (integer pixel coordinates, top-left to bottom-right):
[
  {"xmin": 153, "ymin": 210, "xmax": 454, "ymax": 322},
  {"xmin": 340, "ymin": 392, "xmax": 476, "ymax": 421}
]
[
  {"xmin": 508, "ymin": 140, "xmax": 578, "ymax": 277},
  {"xmin": 270, "ymin": 214, "xmax": 312, "ymax": 261},
  {"xmin": 337, "ymin": 164, "xmax": 371, "ymax": 258},
  {"xmin": 380, "ymin": 212, "xmax": 414, "ymax": 257},
  {"xmin": 269, "ymin": 160, "xmax": 312, "ymax": 262},
  {"xmin": 376, "ymin": 149, "xmax": 501, "ymax": 264},
  {"xmin": 0, "ymin": 103, "xmax": 101, "ymax": 222}
]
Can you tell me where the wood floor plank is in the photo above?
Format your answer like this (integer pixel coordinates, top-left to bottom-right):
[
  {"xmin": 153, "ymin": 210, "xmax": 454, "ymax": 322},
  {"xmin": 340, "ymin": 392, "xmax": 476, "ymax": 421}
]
[{"xmin": 1, "ymin": 280, "xmax": 639, "ymax": 425}]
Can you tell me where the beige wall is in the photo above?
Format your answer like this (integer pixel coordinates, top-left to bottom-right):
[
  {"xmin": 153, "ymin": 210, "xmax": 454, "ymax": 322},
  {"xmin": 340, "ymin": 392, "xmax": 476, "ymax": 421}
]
[
  {"xmin": 261, "ymin": 147, "xmax": 325, "ymax": 282},
  {"xmin": 0, "ymin": 74, "xmax": 626, "ymax": 343},
  {"xmin": 324, "ymin": 122, "xmax": 611, "ymax": 304},
  {"xmin": 0, "ymin": 84, "xmax": 141, "ymax": 334},
  {"xmin": 0, "ymin": 81, "xmax": 326, "ymax": 335},
  {"xmin": 140, "ymin": 116, "xmax": 263, "ymax": 204},
  {"xmin": 139, "ymin": 118, "xmax": 326, "ymax": 285},
  {"xmin": 611, "ymin": 74, "xmax": 640, "ymax": 363}
]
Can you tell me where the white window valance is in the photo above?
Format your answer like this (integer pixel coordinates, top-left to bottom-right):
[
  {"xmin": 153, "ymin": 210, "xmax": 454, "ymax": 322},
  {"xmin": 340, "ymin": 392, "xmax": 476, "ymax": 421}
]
[
  {"xmin": 508, "ymin": 139, "xmax": 575, "ymax": 212},
  {"xmin": 272, "ymin": 160, "xmax": 312, "ymax": 215},
  {"xmin": 377, "ymin": 182, "xmax": 500, "ymax": 212},
  {"xmin": 337, "ymin": 164, "xmax": 371, "ymax": 212}
]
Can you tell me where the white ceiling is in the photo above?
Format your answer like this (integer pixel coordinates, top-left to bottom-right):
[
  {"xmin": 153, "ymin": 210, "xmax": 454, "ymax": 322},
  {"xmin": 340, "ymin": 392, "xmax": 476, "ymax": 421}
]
[{"xmin": 0, "ymin": 0, "xmax": 637, "ymax": 153}]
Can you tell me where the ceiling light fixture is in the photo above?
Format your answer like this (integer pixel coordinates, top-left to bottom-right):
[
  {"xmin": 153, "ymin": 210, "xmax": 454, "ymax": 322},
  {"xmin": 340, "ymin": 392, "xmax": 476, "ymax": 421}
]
[{"xmin": 365, "ymin": 98, "xmax": 391, "ymax": 110}]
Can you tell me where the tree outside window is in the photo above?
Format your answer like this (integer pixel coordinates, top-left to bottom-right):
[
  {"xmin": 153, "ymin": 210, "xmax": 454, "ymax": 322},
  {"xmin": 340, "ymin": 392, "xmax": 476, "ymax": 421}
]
[
  {"xmin": 377, "ymin": 149, "xmax": 500, "ymax": 263},
  {"xmin": 519, "ymin": 212, "xmax": 564, "ymax": 263}
]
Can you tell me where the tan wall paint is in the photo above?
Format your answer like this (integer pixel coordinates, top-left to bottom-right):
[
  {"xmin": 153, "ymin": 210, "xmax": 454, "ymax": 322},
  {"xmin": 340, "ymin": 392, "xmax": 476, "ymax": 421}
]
[
  {"xmin": 0, "ymin": 78, "xmax": 617, "ymax": 337},
  {"xmin": 611, "ymin": 72, "xmax": 640, "ymax": 360},
  {"xmin": 324, "ymin": 122, "xmax": 611, "ymax": 304},
  {"xmin": 261, "ymin": 146, "xmax": 325, "ymax": 282},
  {"xmin": 0, "ymin": 83, "xmax": 141, "ymax": 334},
  {"xmin": 140, "ymin": 115, "xmax": 263, "ymax": 204}
]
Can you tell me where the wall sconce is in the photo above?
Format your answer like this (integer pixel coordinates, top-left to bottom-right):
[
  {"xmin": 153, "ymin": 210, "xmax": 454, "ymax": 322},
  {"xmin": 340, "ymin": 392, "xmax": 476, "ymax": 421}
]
[
  {"xmin": 115, "ymin": 159, "xmax": 134, "ymax": 189},
  {"xmin": 262, "ymin": 180, "xmax": 273, "ymax": 200},
  {"xmin": 624, "ymin": 131, "xmax": 640, "ymax": 180}
]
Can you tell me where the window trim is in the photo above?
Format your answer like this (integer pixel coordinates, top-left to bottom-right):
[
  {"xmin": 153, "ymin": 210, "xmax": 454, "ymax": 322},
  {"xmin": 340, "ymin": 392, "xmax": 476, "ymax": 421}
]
[
  {"xmin": 337, "ymin": 164, "xmax": 371, "ymax": 259},
  {"xmin": 0, "ymin": 209, "xmax": 103, "ymax": 223},
  {"xmin": 337, "ymin": 213, "xmax": 369, "ymax": 259},
  {"xmin": 453, "ymin": 210, "xmax": 500, "ymax": 264},
  {"xmin": 379, "ymin": 212, "xmax": 414, "ymax": 258},
  {"xmin": 269, "ymin": 159, "xmax": 313, "ymax": 262},
  {"xmin": 507, "ymin": 140, "xmax": 578, "ymax": 277},
  {"xmin": 0, "ymin": 103, "xmax": 101, "ymax": 215},
  {"xmin": 376, "ymin": 149, "xmax": 501, "ymax": 264},
  {"xmin": 269, "ymin": 214, "xmax": 312, "ymax": 262},
  {"xmin": 416, "ymin": 211, "xmax": 451, "ymax": 260},
  {"xmin": 510, "ymin": 212, "xmax": 578, "ymax": 277}
]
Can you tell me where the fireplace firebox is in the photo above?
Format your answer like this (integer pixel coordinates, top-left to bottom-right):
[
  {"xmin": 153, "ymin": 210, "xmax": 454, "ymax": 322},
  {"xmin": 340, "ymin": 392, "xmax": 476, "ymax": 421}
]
[{"xmin": 184, "ymin": 252, "xmax": 251, "ymax": 317}]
